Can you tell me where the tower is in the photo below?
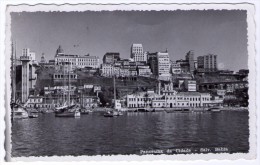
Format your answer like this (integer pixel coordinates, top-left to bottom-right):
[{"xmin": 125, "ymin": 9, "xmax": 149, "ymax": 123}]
[
  {"xmin": 186, "ymin": 50, "xmax": 195, "ymax": 73},
  {"xmin": 20, "ymin": 48, "xmax": 32, "ymax": 103}
]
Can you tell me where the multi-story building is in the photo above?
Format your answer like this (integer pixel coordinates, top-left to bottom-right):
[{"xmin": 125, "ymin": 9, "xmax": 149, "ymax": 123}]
[
  {"xmin": 185, "ymin": 50, "xmax": 195, "ymax": 73},
  {"xmin": 126, "ymin": 90, "xmax": 212, "ymax": 108},
  {"xmin": 147, "ymin": 52, "xmax": 158, "ymax": 76},
  {"xmin": 157, "ymin": 51, "xmax": 170, "ymax": 80},
  {"xmin": 100, "ymin": 64, "xmax": 114, "ymax": 77},
  {"xmin": 171, "ymin": 61, "xmax": 182, "ymax": 74},
  {"xmin": 137, "ymin": 66, "xmax": 152, "ymax": 77},
  {"xmin": 184, "ymin": 80, "xmax": 197, "ymax": 92},
  {"xmin": 126, "ymin": 91, "xmax": 161, "ymax": 108},
  {"xmin": 55, "ymin": 45, "xmax": 100, "ymax": 69},
  {"xmin": 103, "ymin": 52, "xmax": 120, "ymax": 64},
  {"xmin": 131, "ymin": 44, "xmax": 147, "ymax": 62},
  {"xmin": 197, "ymin": 54, "xmax": 218, "ymax": 73}
]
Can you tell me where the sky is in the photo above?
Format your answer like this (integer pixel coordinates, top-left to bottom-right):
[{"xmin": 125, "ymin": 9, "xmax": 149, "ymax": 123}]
[{"xmin": 11, "ymin": 10, "xmax": 248, "ymax": 71}]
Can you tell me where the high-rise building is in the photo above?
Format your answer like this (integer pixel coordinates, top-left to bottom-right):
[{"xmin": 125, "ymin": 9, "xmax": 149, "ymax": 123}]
[
  {"xmin": 197, "ymin": 54, "xmax": 218, "ymax": 73},
  {"xmin": 185, "ymin": 50, "xmax": 195, "ymax": 73},
  {"xmin": 147, "ymin": 52, "xmax": 158, "ymax": 76},
  {"xmin": 157, "ymin": 51, "xmax": 170, "ymax": 80},
  {"xmin": 131, "ymin": 44, "xmax": 147, "ymax": 62}
]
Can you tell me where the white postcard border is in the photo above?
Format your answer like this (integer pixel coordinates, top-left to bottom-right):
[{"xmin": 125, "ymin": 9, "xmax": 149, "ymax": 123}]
[{"xmin": 1, "ymin": 1, "xmax": 258, "ymax": 163}]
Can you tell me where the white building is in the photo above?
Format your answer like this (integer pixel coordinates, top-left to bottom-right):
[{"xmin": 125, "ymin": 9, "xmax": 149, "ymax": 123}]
[
  {"xmin": 184, "ymin": 80, "xmax": 197, "ymax": 92},
  {"xmin": 126, "ymin": 91, "xmax": 162, "ymax": 108},
  {"xmin": 55, "ymin": 46, "xmax": 100, "ymax": 69},
  {"xmin": 126, "ymin": 91, "xmax": 212, "ymax": 108},
  {"xmin": 131, "ymin": 44, "xmax": 147, "ymax": 62},
  {"xmin": 157, "ymin": 51, "xmax": 170, "ymax": 80},
  {"xmin": 101, "ymin": 64, "xmax": 114, "ymax": 77}
]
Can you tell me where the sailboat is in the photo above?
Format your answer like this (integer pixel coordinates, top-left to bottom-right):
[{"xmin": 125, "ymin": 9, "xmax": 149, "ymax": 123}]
[
  {"xmin": 55, "ymin": 62, "xmax": 80, "ymax": 118},
  {"xmin": 11, "ymin": 41, "xmax": 29, "ymax": 119},
  {"xmin": 103, "ymin": 75, "xmax": 123, "ymax": 117}
]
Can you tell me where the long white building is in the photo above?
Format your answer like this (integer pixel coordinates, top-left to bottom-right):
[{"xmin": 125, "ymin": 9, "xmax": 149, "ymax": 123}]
[
  {"xmin": 54, "ymin": 45, "xmax": 100, "ymax": 69},
  {"xmin": 126, "ymin": 91, "xmax": 212, "ymax": 108}
]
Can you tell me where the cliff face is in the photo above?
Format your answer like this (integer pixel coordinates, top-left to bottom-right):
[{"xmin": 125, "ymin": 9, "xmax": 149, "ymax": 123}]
[{"xmin": 34, "ymin": 67, "xmax": 158, "ymax": 104}]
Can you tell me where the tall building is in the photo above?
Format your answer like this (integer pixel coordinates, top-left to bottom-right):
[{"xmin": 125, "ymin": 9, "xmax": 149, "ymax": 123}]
[
  {"xmin": 130, "ymin": 44, "xmax": 147, "ymax": 62},
  {"xmin": 54, "ymin": 45, "xmax": 100, "ymax": 69},
  {"xmin": 147, "ymin": 52, "xmax": 158, "ymax": 76},
  {"xmin": 20, "ymin": 48, "xmax": 32, "ymax": 103},
  {"xmin": 103, "ymin": 52, "xmax": 120, "ymax": 64},
  {"xmin": 157, "ymin": 51, "xmax": 170, "ymax": 80},
  {"xmin": 185, "ymin": 50, "xmax": 195, "ymax": 73},
  {"xmin": 197, "ymin": 54, "xmax": 218, "ymax": 73}
]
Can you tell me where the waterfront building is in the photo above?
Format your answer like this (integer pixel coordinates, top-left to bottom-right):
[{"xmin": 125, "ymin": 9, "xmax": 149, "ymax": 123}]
[
  {"xmin": 55, "ymin": 45, "xmax": 100, "ymax": 69},
  {"xmin": 197, "ymin": 54, "xmax": 218, "ymax": 73},
  {"xmin": 157, "ymin": 51, "xmax": 171, "ymax": 80},
  {"xmin": 80, "ymin": 95, "xmax": 99, "ymax": 108},
  {"xmin": 26, "ymin": 95, "xmax": 43, "ymax": 108},
  {"xmin": 131, "ymin": 44, "xmax": 147, "ymax": 62},
  {"xmin": 103, "ymin": 52, "xmax": 120, "ymax": 64},
  {"xmin": 126, "ymin": 91, "xmax": 161, "ymax": 108},
  {"xmin": 126, "ymin": 90, "xmax": 213, "ymax": 108}
]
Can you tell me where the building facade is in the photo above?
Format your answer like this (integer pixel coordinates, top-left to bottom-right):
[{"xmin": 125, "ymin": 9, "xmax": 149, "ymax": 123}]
[
  {"xmin": 20, "ymin": 48, "xmax": 38, "ymax": 103},
  {"xmin": 103, "ymin": 52, "xmax": 120, "ymax": 64},
  {"xmin": 185, "ymin": 50, "xmax": 195, "ymax": 73},
  {"xmin": 157, "ymin": 51, "xmax": 170, "ymax": 80},
  {"xmin": 197, "ymin": 54, "xmax": 218, "ymax": 73},
  {"xmin": 131, "ymin": 44, "xmax": 147, "ymax": 62},
  {"xmin": 55, "ymin": 45, "xmax": 100, "ymax": 69}
]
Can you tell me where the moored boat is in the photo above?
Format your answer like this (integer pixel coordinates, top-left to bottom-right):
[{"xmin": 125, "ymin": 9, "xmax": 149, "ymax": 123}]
[
  {"xmin": 28, "ymin": 112, "xmax": 38, "ymax": 118},
  {"xmin": 12, "ymin": 104, "xmax": 29, "ymax": 119}
]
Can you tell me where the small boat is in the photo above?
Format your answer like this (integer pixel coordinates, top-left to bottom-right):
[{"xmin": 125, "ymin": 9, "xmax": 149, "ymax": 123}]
[
  {"xmin": 55, "ymin": 110, "xmax": 81, "ymax": 117},
  {"xmin": 103, "ymin": 110, "xmax": 123, "ymax": 117},
  {"xmin": 165, "ymin": 108, "xmax": 191, "ymax": 113},
  {"xmin": 208, "ymin": 106, "xmax": 223, "ymax": 112},
  {"xmin": 208, "ymin": 108, "xmax": 221, "ymax": 112},
  {"xmin": 11, "ymin": 103, "xmax": 29, "ymax": 119},
  {"xmin": 103, "ymin": 111, "xmax": 114, "ymax": 117},
  {"xmin": 28, "ymin": 113, "xmax": 38, "ymax": 118}
]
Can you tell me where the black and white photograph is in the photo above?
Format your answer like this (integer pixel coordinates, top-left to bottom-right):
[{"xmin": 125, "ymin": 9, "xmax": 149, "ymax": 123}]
[{"xmin": 2, "ymin": 2, "xmax": 258, "ymax": 162}]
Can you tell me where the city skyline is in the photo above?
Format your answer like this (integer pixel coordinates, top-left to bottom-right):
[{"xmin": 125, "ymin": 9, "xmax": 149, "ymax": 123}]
[{"xmin": 11, "ymin": 10, "xmax": 248, "ymax": 71}]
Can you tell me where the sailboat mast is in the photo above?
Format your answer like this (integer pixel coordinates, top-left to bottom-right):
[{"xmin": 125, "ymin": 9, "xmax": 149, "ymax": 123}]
[
  {"xmin": 68, "ymin": 62, "xmax": 71, "ymax": 106},
  {"xmin": 11, "ymin": 41, "xmax": 15, "ymax": 102}
]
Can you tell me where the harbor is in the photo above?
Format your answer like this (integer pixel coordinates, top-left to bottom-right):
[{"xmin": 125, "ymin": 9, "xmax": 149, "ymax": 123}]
[
  {"xmin": 11, "ymin": 109, "xmax": 249, "ymax": 157},
  {"xmin": 9, "ymin": 10, "xmax": 251, "ymax": 158}
]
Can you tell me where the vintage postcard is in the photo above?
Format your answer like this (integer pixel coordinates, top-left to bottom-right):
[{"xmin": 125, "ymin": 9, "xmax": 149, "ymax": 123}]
[{"xmin": 2, "ymin": 1, "xmax": 257, "ymax": 163}]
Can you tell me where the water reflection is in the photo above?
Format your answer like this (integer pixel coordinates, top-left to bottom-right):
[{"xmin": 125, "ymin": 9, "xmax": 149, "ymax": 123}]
[{"xmin": 12, "ymin": 111, "xmax": 249, "ymax": 156}]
